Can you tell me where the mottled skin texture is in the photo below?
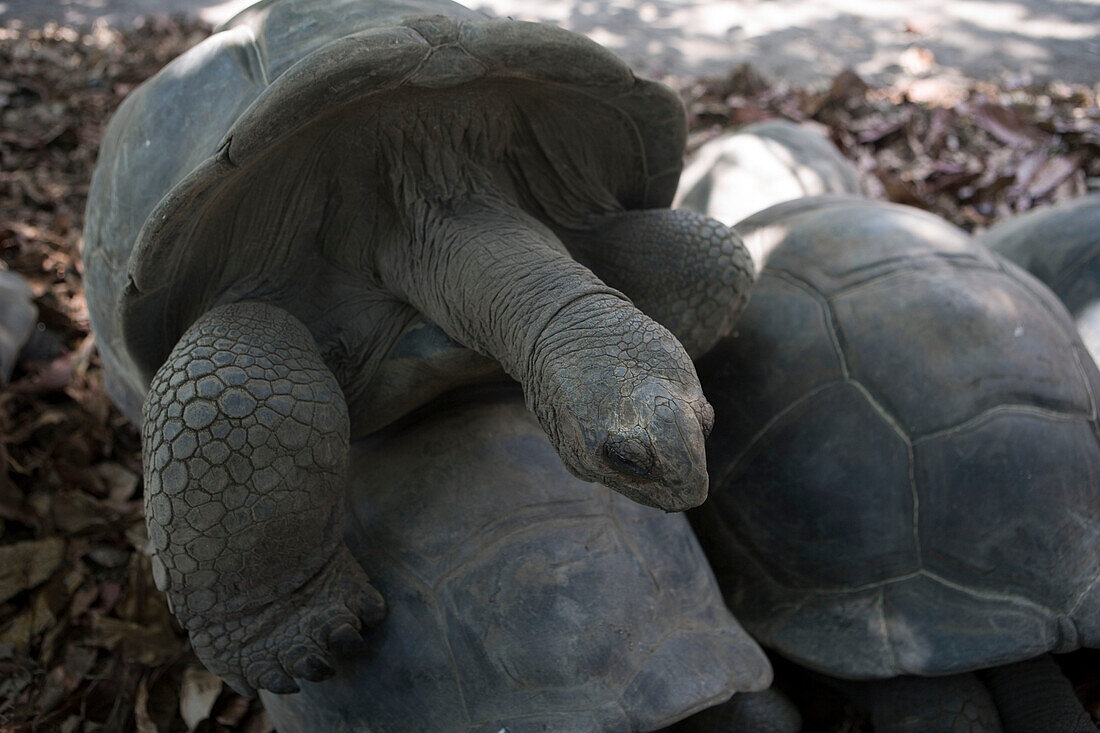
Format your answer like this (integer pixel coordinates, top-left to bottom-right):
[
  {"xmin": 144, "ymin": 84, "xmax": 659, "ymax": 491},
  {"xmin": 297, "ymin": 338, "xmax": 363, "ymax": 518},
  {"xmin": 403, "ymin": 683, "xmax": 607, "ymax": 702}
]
[
  {"xmin": 562, "ymin": 208, "xmax": 755, "ymax": 360},
  {"xmin": 819, "ymin": 658, "xmax": 1095, "ymax": 733},
  {"xmin": 980, "ymin": 657, "xmax": 1097, "ymax": 733},
  {"xmin": 832, "ymin": 673, "xmax": 1003, "ymax": 733},
  {"xmin": 143, "ymin": 303, "xmax": 383, "ymax": 695}
]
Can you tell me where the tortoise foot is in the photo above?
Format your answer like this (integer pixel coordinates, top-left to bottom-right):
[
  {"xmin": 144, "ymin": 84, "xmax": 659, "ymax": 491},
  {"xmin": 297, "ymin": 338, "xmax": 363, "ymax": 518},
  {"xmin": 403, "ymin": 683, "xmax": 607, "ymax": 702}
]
[{"xmin": 193, "ymin": 544, "xmax": 385, "ymax": 697}]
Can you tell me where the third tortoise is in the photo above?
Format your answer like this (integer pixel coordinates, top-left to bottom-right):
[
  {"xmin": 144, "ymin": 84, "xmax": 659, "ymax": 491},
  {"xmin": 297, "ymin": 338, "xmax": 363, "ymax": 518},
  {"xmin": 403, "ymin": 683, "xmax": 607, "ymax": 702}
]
[{"xmin": 674, "ymin": 119, "xmax": 861, "ymax": 230}]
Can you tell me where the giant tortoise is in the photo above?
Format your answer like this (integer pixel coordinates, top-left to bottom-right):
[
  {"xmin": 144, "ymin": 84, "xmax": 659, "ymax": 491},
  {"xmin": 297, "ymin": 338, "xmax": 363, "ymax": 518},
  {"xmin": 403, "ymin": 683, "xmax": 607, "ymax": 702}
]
[
  {"xmin": 82, "ymin": 0, "xmax": 755, "ymax": 696},
  {"xmin": 674, "ymin": 119, "xmax": 861, "ymax": 230},
  {"xmin": 691, "ymin": 196, "xmax": 1100, "ymax": 731},
  {"xmin": 979, "ymin": 193, "xmax": 1100, "ymax": 363}
]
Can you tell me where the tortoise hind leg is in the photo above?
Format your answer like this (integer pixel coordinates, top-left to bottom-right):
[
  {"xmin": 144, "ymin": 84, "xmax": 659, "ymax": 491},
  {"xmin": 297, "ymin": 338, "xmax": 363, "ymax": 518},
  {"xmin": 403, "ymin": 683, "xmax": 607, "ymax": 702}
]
[
  {"xmin": 142, "ymin": 301, "xmax": 384, "ymax": 696},
  {"xmin": 828, "ymin": 673, "xmax": 1003, "ymax": 732},
  {"xmin": 980, "ymin": 655, "xmax": 1095, "ymax": 733},
  {"xmin": 665, "ymin": 688, "xmax": 802, "ymax": 732}
]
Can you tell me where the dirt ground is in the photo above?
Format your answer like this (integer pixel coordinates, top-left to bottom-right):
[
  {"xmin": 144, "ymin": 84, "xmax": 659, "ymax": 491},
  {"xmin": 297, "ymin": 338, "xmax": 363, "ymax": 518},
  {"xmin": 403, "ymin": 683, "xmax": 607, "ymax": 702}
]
[{"xmin": 0, "ymin": 0, "xmax": 1098, "ymax": 85}]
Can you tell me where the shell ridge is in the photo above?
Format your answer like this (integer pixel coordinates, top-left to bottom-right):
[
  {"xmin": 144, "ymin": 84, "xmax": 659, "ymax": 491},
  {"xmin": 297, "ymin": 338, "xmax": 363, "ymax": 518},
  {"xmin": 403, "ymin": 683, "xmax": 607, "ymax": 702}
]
[
  {"xmin": 826, "ymin": 253, "xmax": 994, "ymax": 297},
  {"xmin": 841, "ymin": 379, "xmax": 921, "ymax": 567},
  {"xmin": 916, "ymin": 569, "xmax": 1057, "ymax": 616},
  {"xmin": 708, "ymin": 468, "xmax": 929, "ymax": 596},
  {"xmin": 695, "ymin": 500, "xmax": 814, "ymax": 627},
  {"xmin": 716, "ymin": 379, "xmax": 843, "ymax": 492},
  {"xmin": 910, "ymin": 403, "xmax": 1093, "ymax": 445},
  {"xmin": 1051, "ymin": 247, "xmax": 1100, "ymax": 295},
  {"xmin": 1068, "ymin": 569, "xmax": 1100, "ymax": 619},
  {"xmin": 440, "ymin": 498, "xmax": 601, "ymax": 575},
  {"xmin": 818, "ymin": 279, "xmax": 852, "ymax": 380},
  {"xmin": 344, "ymin": 489, "xmax": 474, "ymax": 723},
  {"xmin": 994, "ymin": 256, "xmax": 1085, "ymax": 342},
  {"xmin": 995, "ymin": 259, "xmax": 1100, "ymax": 421},
  {"xmin": 435, "ymin": 595, "xmax": 474, "ymax": 727},
  {"xmin": 1069, "ymin": 340, "xmax": 1099, "ymax": 422},
  {"xmin": 430, "ymin": 514, "xmax": 609, "ymax": 593},
  {"xmin": 606, "ymin": 493, "xmax": 663, "ymax": 595},
  {"xmin": 616, "ymin": 627, "xmax": 676, "ymax": 694},
  {"xmin": 753, "ymin": 268, "xmax": 848, "ymax": 389},
  {"xmin": 875, "ymin": 588, "xmax": 900, "ymax": 674}
]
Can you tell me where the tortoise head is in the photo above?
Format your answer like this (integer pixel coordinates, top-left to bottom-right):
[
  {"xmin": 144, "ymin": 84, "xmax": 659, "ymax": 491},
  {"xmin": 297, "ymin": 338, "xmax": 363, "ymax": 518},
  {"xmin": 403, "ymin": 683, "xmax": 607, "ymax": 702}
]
[
  {"xmin": 529, "ymin": 299, "xmax": 714, "ymax": 512},
  {"xmin": 546, "ymin": 373, "xmax": 714, "ymax": 512}
]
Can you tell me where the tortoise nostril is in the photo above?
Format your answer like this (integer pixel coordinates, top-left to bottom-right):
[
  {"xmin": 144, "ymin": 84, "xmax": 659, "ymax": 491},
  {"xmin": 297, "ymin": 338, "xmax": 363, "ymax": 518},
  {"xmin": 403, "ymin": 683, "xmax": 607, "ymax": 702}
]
[{"xmin": 603, "ymin": 435, "xmax": 655, "ymax": 478}]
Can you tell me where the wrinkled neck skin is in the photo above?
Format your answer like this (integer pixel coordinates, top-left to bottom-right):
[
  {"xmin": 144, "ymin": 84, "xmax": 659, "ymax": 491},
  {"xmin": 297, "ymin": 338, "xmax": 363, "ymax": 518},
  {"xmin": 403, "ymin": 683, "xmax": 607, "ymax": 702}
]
[{"xmin": 371, "ymin": 137, "xmax": 712, "ymax": 512}]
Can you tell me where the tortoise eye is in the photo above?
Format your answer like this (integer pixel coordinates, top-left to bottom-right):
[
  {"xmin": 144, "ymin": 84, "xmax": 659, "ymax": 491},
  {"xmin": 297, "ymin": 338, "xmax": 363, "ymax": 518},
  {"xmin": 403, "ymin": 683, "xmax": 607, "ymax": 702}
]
[{"xmin": 603, "ymin": 436, "xmax": 655, "ymax": 478}]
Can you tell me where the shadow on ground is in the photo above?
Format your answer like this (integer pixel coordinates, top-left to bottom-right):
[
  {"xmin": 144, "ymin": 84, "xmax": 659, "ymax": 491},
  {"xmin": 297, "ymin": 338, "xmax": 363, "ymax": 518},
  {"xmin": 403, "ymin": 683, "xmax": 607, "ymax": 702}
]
[{"xmin": 1, "ymin": 0, "xmax": 1098, "ymax": 84}]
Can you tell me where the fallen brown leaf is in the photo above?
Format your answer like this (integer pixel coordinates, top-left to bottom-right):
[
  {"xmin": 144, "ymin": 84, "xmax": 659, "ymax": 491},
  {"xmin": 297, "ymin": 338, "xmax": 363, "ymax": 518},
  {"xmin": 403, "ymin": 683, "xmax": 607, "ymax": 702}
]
[
  {"xmin": 180, "ymin": 666, "xmax": 222, "ymax": 731},
  {"xmin": 89, "ymin": 616, "xmax": 182, "ymax": 667},
  {"xmin": 1027, "ymin": 154, "xmax": 1081, "ymax": 198},
  {"xmin": 135, "ymin": 675, "xmax": 158, "ymax": 733},
  {"xmin": 973, "ymin": 101, "xmax": 1049, "ymax": 148},
  {"xmin": 0, "ymin": 536, "xmax": 64, "ymax": 604}
]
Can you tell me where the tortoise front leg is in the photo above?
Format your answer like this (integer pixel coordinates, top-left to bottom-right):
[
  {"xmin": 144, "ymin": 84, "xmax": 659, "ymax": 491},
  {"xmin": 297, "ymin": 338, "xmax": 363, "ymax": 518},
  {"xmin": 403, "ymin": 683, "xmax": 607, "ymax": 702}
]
[
  {"xmin": 142, "ymin": 301, "xmax": 384, "ymax": 695},
  {"xmin": 562, "ymin": 209, "xmax": 755, "ymax": 359}
]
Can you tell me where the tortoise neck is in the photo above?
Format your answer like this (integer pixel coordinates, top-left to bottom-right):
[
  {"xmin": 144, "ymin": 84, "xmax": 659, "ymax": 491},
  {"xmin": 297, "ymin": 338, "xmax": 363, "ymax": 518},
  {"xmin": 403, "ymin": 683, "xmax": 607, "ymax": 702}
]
[
  {"xmin": 373, "ymin": 190, "xmax": 622, "ymax": 383},
  {"xmin": 369, "ymin": 88, "xmax": 516, "ymax": 208}
]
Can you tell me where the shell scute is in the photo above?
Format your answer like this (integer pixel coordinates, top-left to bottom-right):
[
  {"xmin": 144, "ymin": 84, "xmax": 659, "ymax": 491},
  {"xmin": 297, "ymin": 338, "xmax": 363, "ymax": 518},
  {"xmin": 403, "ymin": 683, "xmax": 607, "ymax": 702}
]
[
  {"xmin": 832, "ymin": 266, "xmax": 1094, "ymax": 438},
  {"xmin": 697, "ymin": 272, "xmax": 845, "ymax": 469},
  {"xmin": 915, "ymin": 411, "xmax": 1100, "ymax": 611},
  {"xmin": 881, "ymin": 576, "xmax": 1059, "ymax": 675},
  {"xmin": 719, "ymin": 381, "xmax": 917, "ymax": 590}
]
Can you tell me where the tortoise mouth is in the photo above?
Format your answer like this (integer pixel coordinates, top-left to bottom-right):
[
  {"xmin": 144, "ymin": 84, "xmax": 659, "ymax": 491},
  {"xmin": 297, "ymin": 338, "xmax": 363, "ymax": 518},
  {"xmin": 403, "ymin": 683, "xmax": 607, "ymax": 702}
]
[{"xmin": 599, "ymin": 467, "xmax": 709, "ymax": 513}]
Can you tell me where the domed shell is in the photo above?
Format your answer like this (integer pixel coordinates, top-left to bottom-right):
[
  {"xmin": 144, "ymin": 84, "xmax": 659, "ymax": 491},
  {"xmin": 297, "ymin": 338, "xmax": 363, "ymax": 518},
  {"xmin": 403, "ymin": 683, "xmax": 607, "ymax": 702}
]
[
  {"xmin": 261, "ymin": 391, "xmax": 771, "ymax": 731},
  {"xmin": 979, "ymin": 193, "xmax": 1100, "ymax": 362},
  {"xmin": 692, "ymin": 196, "xmax": 1100, "ymax": 679},
  {"xmin": 674, "ymin": 120, "xmax": 861, "ymax": 231},
  {"xmin": 83, "ymin": 0, "xmax": 688, "ymax": 423}
]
